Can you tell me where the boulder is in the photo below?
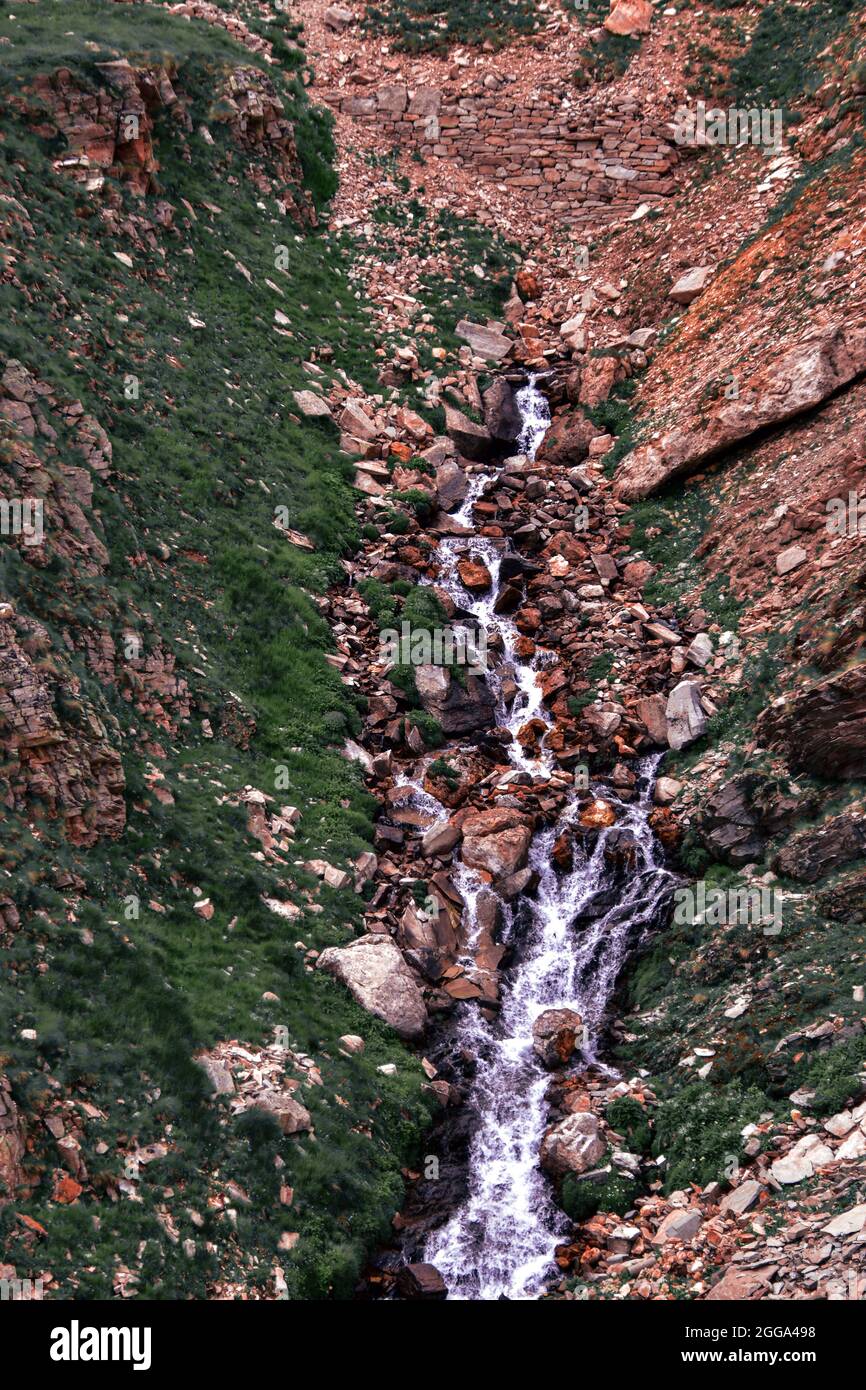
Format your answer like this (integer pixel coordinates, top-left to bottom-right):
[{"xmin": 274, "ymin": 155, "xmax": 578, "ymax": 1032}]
[
  {"xmin": 540, "ymin": 1111, "xmax": 606, "ymax": 1178},
  {"xmin": 396, "ymin": 1262, "xmax": 447, "ymax": 1300},
  {"xmin": 771, "ymin": 1133, "xmax": 834, "ymax": 1184},
  {"xmin": 669, "ymin": 266, "xmax": 715, "ymax": 304},
  {"xmin": 665, "ymin": 680, "xmax": 708, "ymax": 750},
  {"xmin": 323, "ymin": 4, "xmax": 355, "ymax": 30},
  {"xmin": 483, "ymin": 379, "xmax": 522, "ymax": 444},
  {"xmin": 532, "ymin": 1009, "xmax": 583, "ymax": 1068},
  {"xmin": 254, "ymin": 1090, "xmax": 312, "ymax": 1136},
  {"xmin": 461, "ymin": 806, "xmax": 533, "ymax": 881},
  {"xmin": 443, "ymin": 404, "xmax": 494, "ymax": 461},
  {"xmin": 634, "ymin": 693, "xmax": 668, "ymax": 745},
  {"xmin": 421, "ymin": 821, "xmax": 462, "ymax": 857},
  {"xmin": 651, "ymin": 1207, "xmax": 702, "ymax": 1245},
  {"xmin": 536, "ymin": 409, "xmax": 597, "ymax": 466},
  {"xmin": 457, "ymin": 558, "xmax": 492, "ymax": 591},
  {"xmin": 435, "ymin": 459, "xmax": 468, "ymax": 510},
  {"xmin": 316, "ymin": 934, "xmax": 427, "ymax": 1040},
  {"xmin": 605, "ymin": 0, "xmax": 654, "ymax": 36},
  {"xmin": 455, "ymin": 320, "xmax": 512, "ymax": 362},
  {"xmin": 292, "ymin": 389, "xmax": 332, "ymax": 419},
  {"xmin": 414, "ymin": 664, "xmax": 495, "ymax": 735}
]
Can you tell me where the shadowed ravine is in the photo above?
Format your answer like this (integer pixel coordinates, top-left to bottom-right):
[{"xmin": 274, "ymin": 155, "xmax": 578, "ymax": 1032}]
[{"xmin": 397, "ymin": 379, "xmax": 675, "ymax": 1299}]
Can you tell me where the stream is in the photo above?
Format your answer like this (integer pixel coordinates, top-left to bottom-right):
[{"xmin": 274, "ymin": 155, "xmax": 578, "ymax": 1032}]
[{"xmin": 398, "ymin": 377, "xmax": 673, "ymax": 1299}]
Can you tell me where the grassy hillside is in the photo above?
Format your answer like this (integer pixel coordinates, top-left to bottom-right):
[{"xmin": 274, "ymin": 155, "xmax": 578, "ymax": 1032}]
[{"xmin": 0, "ymin": 0, "xmax": 435, "ymax": 1299}]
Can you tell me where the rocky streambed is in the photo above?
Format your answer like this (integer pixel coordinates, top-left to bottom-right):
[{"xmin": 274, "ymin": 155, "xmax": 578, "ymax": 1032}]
[{"xmin": 324, "ymin": 375, "xmax": 696, "ymax": 1299}]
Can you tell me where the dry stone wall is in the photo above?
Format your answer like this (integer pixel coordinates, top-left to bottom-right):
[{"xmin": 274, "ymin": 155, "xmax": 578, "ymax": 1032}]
[{"xmin": 322, "ymin": 80, "xmax": 679, "ymax": 227}]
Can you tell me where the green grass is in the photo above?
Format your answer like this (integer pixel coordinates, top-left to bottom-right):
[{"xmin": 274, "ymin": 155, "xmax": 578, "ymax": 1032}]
[
  {"xmin": 0, "ymin": 0, "xmax": 436, "ymax": 1299},
  {"xmin": 362, "ymin": 0, "xmax": 538, "ymax": 53},
  {"xmin": 730, "ymin": 0, "xmax": 859, "ymax": 112}
]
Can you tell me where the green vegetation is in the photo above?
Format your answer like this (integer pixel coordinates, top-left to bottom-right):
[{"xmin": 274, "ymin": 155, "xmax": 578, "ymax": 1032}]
[
  {"xmin": 652, "ymin": 1080, "xmax": 766, "ymax": 1192},
  {"xmin": 730, "ymin": 0, "xmax": 858, "ymax": 112},
  {"xmin": 0, "ymin": 0, "xmax": 436, "ymax": 1299},
  {"xmin": 362, "ymin": 0, "xmax": 538, "ymax": 53}
]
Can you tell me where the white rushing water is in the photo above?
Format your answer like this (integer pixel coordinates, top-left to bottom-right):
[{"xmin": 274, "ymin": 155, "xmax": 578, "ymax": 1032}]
[{"xmin": 405, "ymin": 376, "xmax": 672, "ymax": 1299}]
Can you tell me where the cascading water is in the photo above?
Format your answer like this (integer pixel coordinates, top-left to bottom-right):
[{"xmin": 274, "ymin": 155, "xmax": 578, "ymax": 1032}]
[{"xmin": 400, "ymin": 375, "xmax": 673, "ymax": 1299}]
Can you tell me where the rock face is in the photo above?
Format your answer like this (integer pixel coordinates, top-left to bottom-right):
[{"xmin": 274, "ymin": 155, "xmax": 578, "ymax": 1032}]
[
  {"xmin": 536, "ymin": 409, "xmax": 598, "ymax": 465},
  {"xmin": 0, "ymin": 1077, "xmax": 26, "ymax": 1203},
  {"xmin": 316, "ymin": 934, "xmax": 428, "ymax": 1040},
  {"xmin": 773, "ymin": 814, "xmax": 866, "ymax": 884},
  {"xmin": 756, "ymin": 663, "xmax": 866, "ymax": 779},
  {"xmin": 700, "ymin": 777, "xmax": 765, "ymax": 867},
  {"xmin": 540, "ymin": 1111, "xmax": 606, "ymax": 1178},
  {"xmin": 614, "ymin": 323, "xmax": 866, "ymax": 500},
  {"xmin": 461, "ymin": 806, "xmax": 533, "ymax": 881},
  {"xmin": 532, "ymin": 1009, "xmax": 582, "ymax": 1068}
]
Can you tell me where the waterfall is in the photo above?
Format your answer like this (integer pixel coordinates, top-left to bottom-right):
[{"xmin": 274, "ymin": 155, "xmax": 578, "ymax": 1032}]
[{"xmin": 402, "ymin": 376, "xmax": 673, "ymax": 1299}]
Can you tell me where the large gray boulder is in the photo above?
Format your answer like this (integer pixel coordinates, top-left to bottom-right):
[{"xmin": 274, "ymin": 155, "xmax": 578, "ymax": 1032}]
[
  {"xmin": 665, "ymin": 680, "xmax": 708, "ymax": 750},
  {"xmin": 316, "ymin": 934, "xmax": 427, "ymax": 1040}
]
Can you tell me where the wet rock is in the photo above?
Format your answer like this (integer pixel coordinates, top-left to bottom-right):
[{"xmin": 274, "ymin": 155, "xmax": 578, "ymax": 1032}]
[
  {"xmin": 540, "ymin": 1111, "xmax": 606, "ymax": 1178},
  {"xmin": 461, "ymin": 806, "xmax": 533, "ymax": 881},
  {"xmin": 483, "ymin": 379, "xmax": 522, "ymax": 445},
  {"xmin": 579, "ymin": 797, "xmax": 617, "ymax": 829},
  {"xmin": 457, "ymin": 558, "xmax": 492, "ymax": 591},
  {"xmin": 532, "ymin": 1008, "xmax": 582, "ymax": 1069},
  {"xmin": 316, "ymin": 935, "xmax": 428, "ymax": 1041},
  {"xmin": 396, "ymin": 1262, "xmax": 448, "ymax": 1299}
]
